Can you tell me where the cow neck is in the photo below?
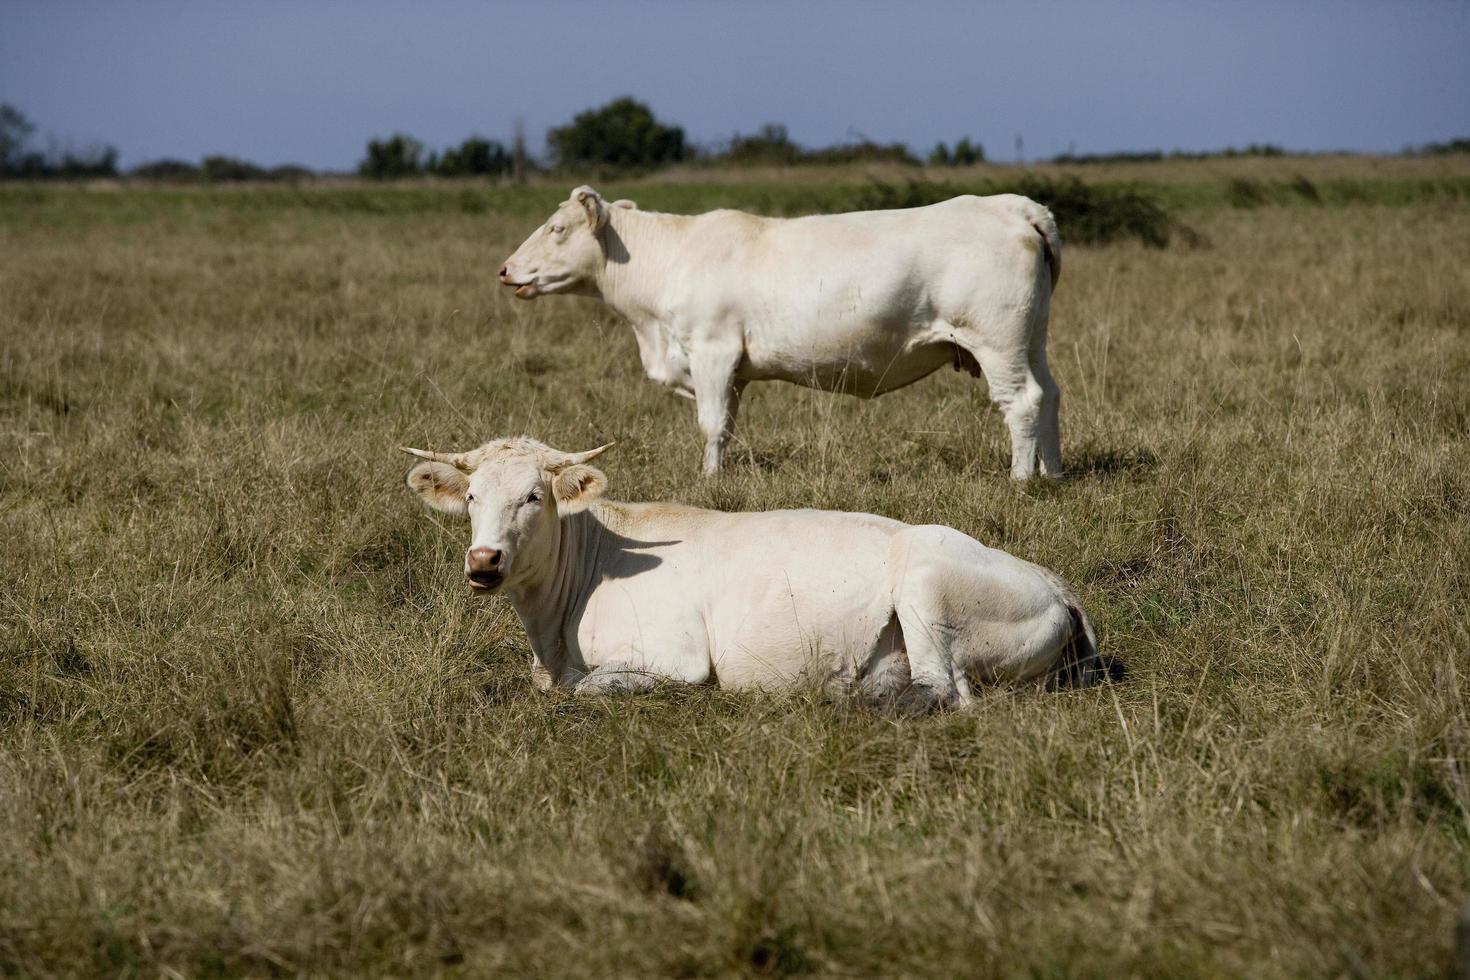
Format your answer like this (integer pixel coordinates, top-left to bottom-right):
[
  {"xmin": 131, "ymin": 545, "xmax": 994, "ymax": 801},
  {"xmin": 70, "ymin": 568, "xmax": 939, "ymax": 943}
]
[
  {"xmin": 503, "ymin": 506, "xmax": 606, "ymax": 681},
  {"xmin": 596, "ymin": 209, "xmax": 685, "ymax": 324}
]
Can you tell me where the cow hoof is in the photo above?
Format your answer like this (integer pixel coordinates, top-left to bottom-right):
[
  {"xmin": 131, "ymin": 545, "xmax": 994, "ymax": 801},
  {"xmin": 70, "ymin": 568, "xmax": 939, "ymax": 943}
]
[{"xmin": 889, "ymin": 683, "xmax": 956, "ymax": 717}]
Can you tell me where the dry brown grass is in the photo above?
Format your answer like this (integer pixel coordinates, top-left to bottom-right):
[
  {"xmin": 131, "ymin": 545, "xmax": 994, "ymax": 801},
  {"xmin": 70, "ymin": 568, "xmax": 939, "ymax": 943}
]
[{"xmin": 1, "ymin": 167, "xmax": 1468, "ymax": 977}]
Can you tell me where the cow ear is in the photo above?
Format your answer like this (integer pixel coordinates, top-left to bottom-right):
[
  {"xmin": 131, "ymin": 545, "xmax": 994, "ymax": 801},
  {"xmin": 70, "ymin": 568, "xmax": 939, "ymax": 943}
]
[
  {"xmin": 572, "ymin": 185, "xmax": 607, "ymax": 231},
  {"xmin": 407, "ymin": 461, "xmax": 470, "ymax": 517},
  {"xmin": 551, "ymin": 464, "xmax": 607, "ymax": 514},
  {"xmin": 610, "ymin": 198, "xmax": 637, "ymax": 210}
]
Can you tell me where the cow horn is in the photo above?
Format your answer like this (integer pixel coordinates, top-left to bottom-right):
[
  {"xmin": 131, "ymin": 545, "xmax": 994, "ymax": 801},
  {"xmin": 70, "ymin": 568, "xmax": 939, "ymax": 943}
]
[
  {"xmin": 548, "ymin": 442, "xmax": 616, "ymax": 469},
  {"xmin": 399, "ymin": 446, "xmax": 475, "ymax": 471}
]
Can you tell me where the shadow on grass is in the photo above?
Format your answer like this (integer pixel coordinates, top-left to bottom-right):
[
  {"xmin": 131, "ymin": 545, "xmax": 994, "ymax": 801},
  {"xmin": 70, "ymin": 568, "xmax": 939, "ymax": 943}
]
[
  {"xmin": 1063, "ymin": 445, "xmax": 1160, "ymax": 480},
  {"xmin": 730, "ymin": 442, "xmax": 800, "ymax": 473}
]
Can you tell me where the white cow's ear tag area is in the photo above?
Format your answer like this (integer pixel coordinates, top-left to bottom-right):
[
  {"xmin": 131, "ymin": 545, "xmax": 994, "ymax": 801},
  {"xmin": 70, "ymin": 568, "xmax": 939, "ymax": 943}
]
[{"xmin": 552, "ymin": 465, "xmax": 607, "ymax": 514}]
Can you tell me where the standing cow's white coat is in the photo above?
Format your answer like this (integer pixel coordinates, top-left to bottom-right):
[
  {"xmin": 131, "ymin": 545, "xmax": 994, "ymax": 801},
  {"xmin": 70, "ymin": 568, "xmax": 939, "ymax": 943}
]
[
  {"xmin": 498, "ymin": 187, "xmax": 1063, "ymax": 478},
  {"xmin": 402, "ymin": 437, "xmax": 1101, "ymax": 712}
]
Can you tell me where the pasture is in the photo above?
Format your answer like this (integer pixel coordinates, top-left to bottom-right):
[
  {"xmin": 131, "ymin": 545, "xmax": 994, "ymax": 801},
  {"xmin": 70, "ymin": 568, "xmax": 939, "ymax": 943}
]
[{"xmin": 2, "ymin": 157, "xmax": 1468, "ymax": 977}]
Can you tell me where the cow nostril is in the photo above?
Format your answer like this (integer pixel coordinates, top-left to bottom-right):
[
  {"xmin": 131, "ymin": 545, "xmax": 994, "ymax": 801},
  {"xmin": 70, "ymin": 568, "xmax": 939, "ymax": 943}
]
[
  {"xmin": 498, "ymin": 266, "xmax": 508, "ymax": 278},
  {"xmin": 466, "ymin": 546, "xmax": 504, "ymax": 574}
]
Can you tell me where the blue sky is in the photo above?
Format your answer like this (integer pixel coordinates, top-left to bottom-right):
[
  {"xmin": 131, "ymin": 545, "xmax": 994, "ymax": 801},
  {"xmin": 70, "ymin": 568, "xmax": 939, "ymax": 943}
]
[{"xmin": 2, "ymin": 0, "xmax": 1467, "ymax": 170}]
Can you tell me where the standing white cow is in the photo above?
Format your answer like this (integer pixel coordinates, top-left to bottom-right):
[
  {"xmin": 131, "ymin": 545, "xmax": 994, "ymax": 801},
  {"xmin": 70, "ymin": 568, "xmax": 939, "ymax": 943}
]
[
  {"xmin": 402, "ymin": 437, "xmax": 1103, "ymax": 712},
  {"xmin": 498, "ymin": 187, "xmax": 1063, "ymax": 478}
]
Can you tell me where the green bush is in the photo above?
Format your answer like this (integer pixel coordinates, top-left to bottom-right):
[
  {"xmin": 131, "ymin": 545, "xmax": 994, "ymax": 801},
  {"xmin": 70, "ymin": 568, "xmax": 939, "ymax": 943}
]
[
  {"xmin": 0, "ymin": 103, "xmax": 34, "ymax": 174},
  {"xmin": 802, "ymin": 140, "xmax": 919, "ymax": 167},
  {"xmin": 200, "ymin": 156, "xmax": 267, "ymax": 181},
  {"xmin": 1052, "ymin": 144, "xmax": 1286, "ymax": 165},
  {"xmin": 929, "ymin": 137, "xmax": 983, "ymax": 166},
  {"xmin": 359, "ymin": 134, "xmax": 424, "ymax": 179},
  {"xmin": 130, "ymin": 159, "xmax": 200, "ymax": 180},
  {"xmin": 722, "ymin": 124, "xmax": 802, "ymax": 166},
  {"xmin": 0, "ymin": 104, "xmax": 117, "ymax": 180},
  {"xmin": 1415, "ymin": 137, "xmax": 1470, "ymax": 155},
  {"xmin": 548, "ymin": 97, "xmax": 687, "ymax": 171},
  {"xmin": 1225, "ymin": 178, "xmax": 1268, "ymax": 208},
  {"xmin": 429, "ymin": 137, "xmax": 512, "ymax": 178},
  {"xmin": 711, "ymin": 124, "xmax": 918, "ymax": 168},
  {"xmin": 836, "ymin": 176, "xmax": 1182, "ymax": 248}
]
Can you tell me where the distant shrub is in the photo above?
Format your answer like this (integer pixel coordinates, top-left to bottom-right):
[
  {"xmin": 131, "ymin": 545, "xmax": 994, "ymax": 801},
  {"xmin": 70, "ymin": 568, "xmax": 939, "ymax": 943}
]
[
  {"xmin": 360, "ymin": 133, "xmax": 518, "ymax": 180},
  {"xmin": 1225, "ymin": 177, "xmax": 1267, "ymax": 208},
  {"xmin": 359, "ymin": 134, "xmax": 424, "ymax": 179},
  {"xmin": 0, "ymin": 103, "xmax": 35, "ymax": 175},
  {"xmin": 834, "ymin": 176, "xmax": 1183, "ymax": 248},
  {"xmin": 200, "ymin": 156, "xmax": 267, "ymax": 181},
  {"xmin": 929, "ymin": 138, "xmax": 984, "ymax": 166},
  {"xmin": 1290, "ymin": 175, "xmax": 1321, "ymax": 204},
  {"xmin": 428, "ymin": 137, "xmax": 513, "ymax": 177},
  {"xmin": 1052, "ymin": 144, "xmax": 1286, "ymax": 165},
  {"xmin": 1412, "ymin": 137, "xmax": 1470, "ymax": 156},
  {"xmin": 723, "ymin": 124, "xmax": 802, "ymax": 166},
  {"xmin": 548, "ymin": 97, "xmax": 687, "ymax": 171},
  {"xmin": 1225, "ymin": 142, "xmax": 1285, "ymax": 158},
  {"xmin": 267, "ymin": 164, "xmax": 313, "ymax": 183},
  {"xmin": 1007, "ymin": 176, "xmax": 1180, "ymax": 248},
  {"xmin": 1051, "ymin": 149, "xmax": 1165, "ymax": 165},
  {"xmin": 711, "ymin": 124, "xmax": 918, "ymax": 168},
  {"xmin": 129, "ymin": 158, "xmax": 313, "ymax": 183},
  {"xmin": 1, "ymin": 103, "xmax": 118, "ymax": 179},
  {"xmin": 130, "ymin": 159, "xmax": 200, "ymax": 180},
  {"xmin": 954, "ymin": 138, "xmax": 983, "ymax": 165},
  {"xmin": 803, "ymin": 140, "xmax": 919, "ymax": 167},
  {"xmin": 49, "ymin": 147, "xmax": 119, "ymax": 178}
]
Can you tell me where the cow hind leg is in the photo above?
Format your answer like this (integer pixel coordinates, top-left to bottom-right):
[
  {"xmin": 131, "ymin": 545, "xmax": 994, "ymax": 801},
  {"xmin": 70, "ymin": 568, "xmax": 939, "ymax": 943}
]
[
  {"xmin": 890, "ymin": 526, "xmax": 1078, "ymax": 705},
  {"xmin": 1031, "ymin": 348, "xmax": 1063, "ymax": 478},
  {"xmin": 858, "ymin": 614, "xmax": 913, "ymax": 706},
  {"xmin": 691, "ymin": 345, "xmax": 744, "ymax": 476},
  {"xmin": 960, "ymin": 343, "xmax": 1046, "ymax": 480},
  {"xmin": 888, "ymin": 570, "xmax": 969, "ymax": 716}
]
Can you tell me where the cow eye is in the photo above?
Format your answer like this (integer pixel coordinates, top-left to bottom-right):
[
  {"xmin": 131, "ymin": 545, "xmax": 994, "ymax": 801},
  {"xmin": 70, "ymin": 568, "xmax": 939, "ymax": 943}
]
[
  {"xmin": 525, "ymin": 490, "xmax": 541, "ymax": 504},
  {"xmin": 466, "ymin": 493, "xmax": 475, "ymax": 503},
  {"xmin": 549, "ymin": 224, "xmax": 565, "ymax": 235}
]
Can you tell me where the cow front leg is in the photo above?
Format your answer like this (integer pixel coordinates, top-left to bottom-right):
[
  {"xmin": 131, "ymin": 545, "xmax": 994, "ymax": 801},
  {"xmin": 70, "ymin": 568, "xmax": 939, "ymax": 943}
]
[
  {"xmin": 575, "ymin": 654, "xmax": 709, "ymax": 695},
  {"xmin": 691, "ymin": 347, "xmax": 743, "ymax": 475},
  {"xmin": 574, "ymin": 662, "xmax": 663, "ymax": 695}
]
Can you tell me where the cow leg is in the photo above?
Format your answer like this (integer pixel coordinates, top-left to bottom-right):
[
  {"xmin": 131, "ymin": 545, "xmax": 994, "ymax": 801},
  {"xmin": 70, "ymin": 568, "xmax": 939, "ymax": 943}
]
[
  {"xmin": 1031, "ymin": 348, "xmax": 1063, "ymax": 478},
  {"xmin": 890, "ymin": 525, "xmax": 1076, "ymax": 709},
  {"xmin": 574, "ymin": 662, "xmax": 665, "ymax": 695},
  {"xmin": 575, "ymin": 650, "xmax": 712, "ymax": 695},
  {"xmin": 887, "ymin": 545, "xmax": 966, "ymax": 715},
  {"xmin": 691, "ymin": 346, "xmax": 743, "ymax": 475},
  {"xmin": 966, "ymin": 344, "xmax": 1044, "ymax": 480}
]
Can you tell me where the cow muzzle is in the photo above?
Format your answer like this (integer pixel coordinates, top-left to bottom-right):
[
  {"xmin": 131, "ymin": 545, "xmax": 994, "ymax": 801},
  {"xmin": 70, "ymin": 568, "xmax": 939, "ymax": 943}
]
[
  {"xmin": 465, "ymin": 546, "xmax": 506, "ymax": 591},
  {"xmin": 498, "ymin": 266, "xmax": 538, "ymax": 299}
]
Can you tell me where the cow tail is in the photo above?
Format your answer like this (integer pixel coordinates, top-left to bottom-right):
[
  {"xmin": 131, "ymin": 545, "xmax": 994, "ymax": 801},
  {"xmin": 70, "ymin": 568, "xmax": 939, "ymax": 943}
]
[
  {"xmin": 1059, "ymin": 600, "xmax": 1106, "ymax": 687},
  {"xmin": 1026, "ymin": 205, "xmax": 1062, "ymax": 292},
  {"xmin": 1032, "ymin": 566, "xmax": 1116, "ymax": 689}
]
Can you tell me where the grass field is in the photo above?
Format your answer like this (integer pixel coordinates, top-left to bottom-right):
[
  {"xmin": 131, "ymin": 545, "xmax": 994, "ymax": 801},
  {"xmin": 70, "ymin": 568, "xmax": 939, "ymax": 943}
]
[{"xmin": 2, "ymin": 159, "xmax": 1469, "ymax": 977}]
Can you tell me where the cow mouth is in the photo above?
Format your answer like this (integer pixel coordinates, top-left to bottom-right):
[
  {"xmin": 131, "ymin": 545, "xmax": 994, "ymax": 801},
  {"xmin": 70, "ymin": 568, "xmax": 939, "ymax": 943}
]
[
  {"xmin": 501, "ymin": 281, "xmax": 538, "ymax": 299},
  {"xmin": 466, "ymin": 572, "xmax": 503, "ymax": 592}
]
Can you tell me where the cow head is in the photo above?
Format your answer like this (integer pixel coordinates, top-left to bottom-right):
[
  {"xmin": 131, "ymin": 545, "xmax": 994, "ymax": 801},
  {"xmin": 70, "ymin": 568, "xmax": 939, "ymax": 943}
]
[
  {"xmin": 498, "ymin": 186, "xmax": 628, "ymax": 300},
  {"xmin": 401, "ymin": 437, "xmax": 614, "ymax": 593}
]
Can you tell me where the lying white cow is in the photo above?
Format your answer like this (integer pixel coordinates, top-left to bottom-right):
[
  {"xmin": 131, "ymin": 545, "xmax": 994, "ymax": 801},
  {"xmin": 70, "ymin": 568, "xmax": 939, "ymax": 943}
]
[
  {"xmin": 498, "ymin": 186, "xmax": 1063, "ymax": 478},
  {"xmin": 402, "ymin": 437, "xmax": 1101, "ymax": 711}
]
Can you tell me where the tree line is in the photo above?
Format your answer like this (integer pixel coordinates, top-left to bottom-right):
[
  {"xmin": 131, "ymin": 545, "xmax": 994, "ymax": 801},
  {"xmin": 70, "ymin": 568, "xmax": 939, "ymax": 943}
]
[
  {"xmin": 0, "ymin": 104, "xmax": 118, "ymax": 178},
  {"xmin": 3, "ymin": 98, "xmax": 1466, "ymax": 183},
  {"xmin": 352, "ymin": 100, "xmax": 975, "ymax": 178},
  {"xmin": 0, "ymin": 98, "xmax": 988, "ymax": 182}
]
